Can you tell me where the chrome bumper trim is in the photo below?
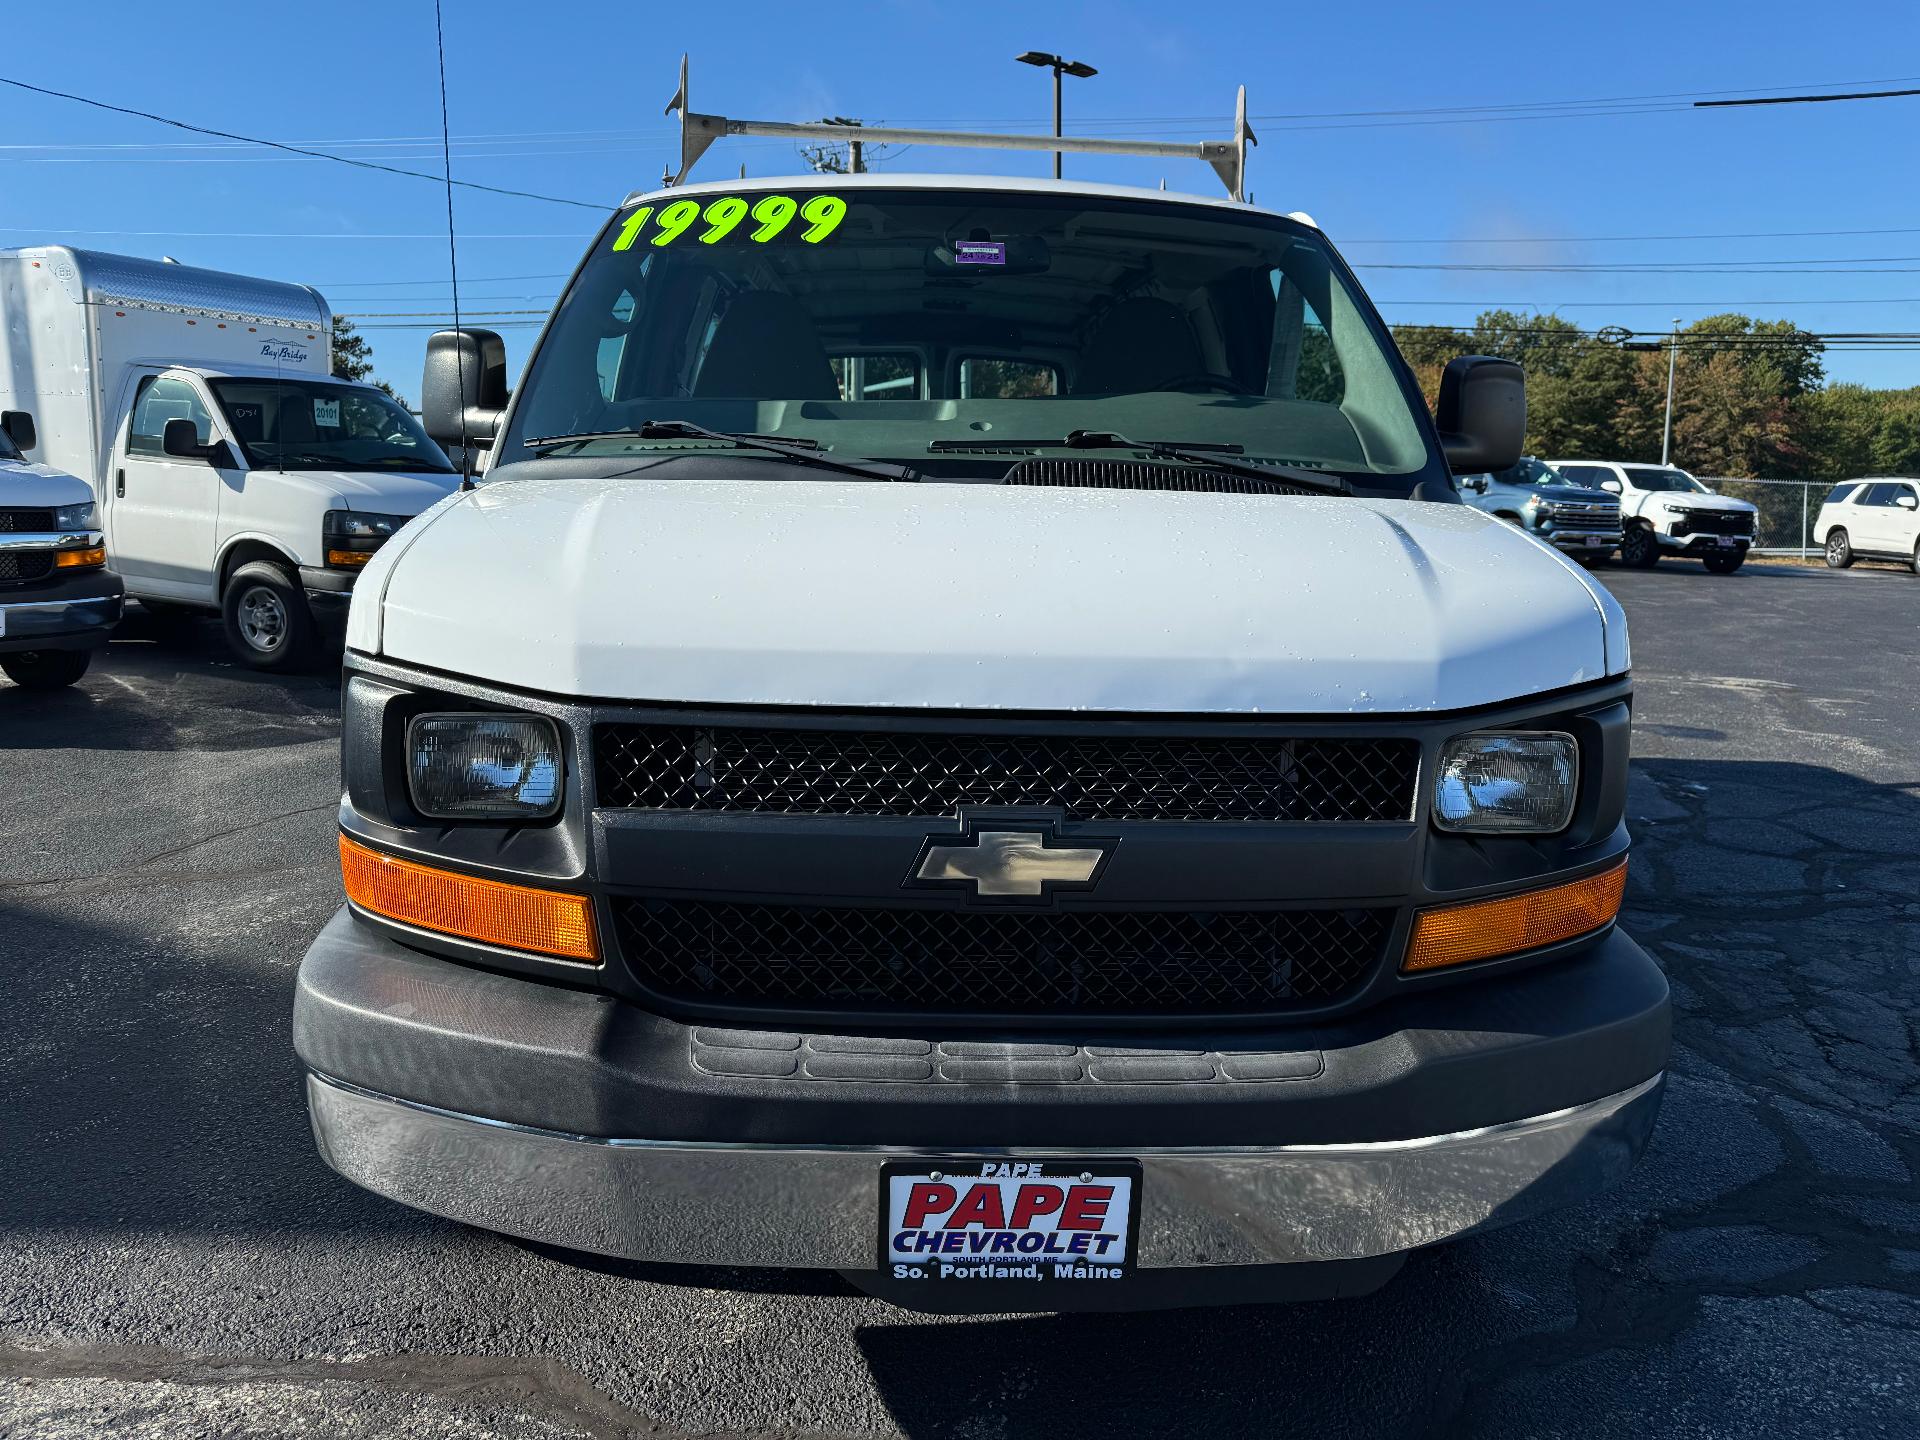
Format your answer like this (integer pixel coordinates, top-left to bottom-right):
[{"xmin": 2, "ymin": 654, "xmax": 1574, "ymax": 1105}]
[
  {"xmin": 307, "ymin": 1070, "xmax": 1665, "ymax": 1270},
  {"xmin": 0, "ymin": 528, "xmax": 99, "ymax": 553},
  {"xmin": 0, "ymin": 592, "xmax": 122, "ymax": 641}
]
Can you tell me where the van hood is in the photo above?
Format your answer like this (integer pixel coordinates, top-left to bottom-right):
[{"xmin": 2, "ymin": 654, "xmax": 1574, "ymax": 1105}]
[
  {"xmin": 282, "ymin": 468, "xmax": 460, "ymax": 515},
  {"xmin": 356, "ymin": 477, "xmax": 1628, "ymax": 714},
  {"xmin": 0, "ymin": 457, "xmax": 95, "ymax": 508}
]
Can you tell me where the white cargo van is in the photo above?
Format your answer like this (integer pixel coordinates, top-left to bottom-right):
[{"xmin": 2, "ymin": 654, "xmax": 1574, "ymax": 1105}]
[
  {"xmin": 293, "ymin": 74, "xmax": 1669, "ymax": 1315},
  {"xmin": 0, "ymin": 248, "xmax": 460, "ymax": 668}
]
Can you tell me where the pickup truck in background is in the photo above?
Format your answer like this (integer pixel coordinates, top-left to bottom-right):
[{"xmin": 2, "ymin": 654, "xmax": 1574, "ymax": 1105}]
[
  {"xmin": 1548, "ymin": 459, "xmax": 1758, "ymax": 574},
  {"xmin": 0, "ymin": 248, "xmax": 460, "ymax": 669},
  {"xmin": 0, "ymin": 409, "xmax": 122, "ymax": 689},
  {"xmin": 1455, "ymin": 457, "xmax": 1622, "ymax": 563}
]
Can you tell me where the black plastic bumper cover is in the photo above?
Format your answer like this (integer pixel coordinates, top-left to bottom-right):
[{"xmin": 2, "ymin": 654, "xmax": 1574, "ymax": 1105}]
[{"xmin": 294, "ymin": 908, "xmax": 1671, "ymax": 1150}]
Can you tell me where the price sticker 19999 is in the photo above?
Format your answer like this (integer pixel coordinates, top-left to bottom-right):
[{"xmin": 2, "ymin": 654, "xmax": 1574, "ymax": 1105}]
[{"xmin": 612, "ymin": 194, "xmax": 847, "ymax": 252}]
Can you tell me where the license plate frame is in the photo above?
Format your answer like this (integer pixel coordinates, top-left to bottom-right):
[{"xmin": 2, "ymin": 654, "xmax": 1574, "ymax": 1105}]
[{"xmin": 879, "ymin": 1158, "xmax": 1142, "ymax": 1290}]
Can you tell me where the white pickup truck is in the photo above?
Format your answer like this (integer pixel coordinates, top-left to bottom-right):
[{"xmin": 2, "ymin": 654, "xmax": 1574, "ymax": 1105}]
[
  {"xmin": 0, "ymin": 248, "xmax": 461, "ymax": 668},
  {"xmin": 1548, "ymin": 459, "xmax": 1758, "ymax": 573},
  {"xmin": 293, "ymin": 88, "xmax": 1668, "ymax": 1313}
]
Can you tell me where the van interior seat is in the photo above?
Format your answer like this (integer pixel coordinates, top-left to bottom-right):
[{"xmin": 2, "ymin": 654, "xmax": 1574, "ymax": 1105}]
[
  {"xmin": 276, "ymin": 394, "xmax": 318, "ymax": 444},
  {"xmin": 694, "ymin": 292, "xmax": 838, "ymax": 399},
  {"xmin": 1073, "ymin": 298, "xmax": 1206, "ymax": 395}
]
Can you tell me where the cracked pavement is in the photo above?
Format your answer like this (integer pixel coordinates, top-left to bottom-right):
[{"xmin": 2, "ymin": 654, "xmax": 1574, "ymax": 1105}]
[{"xmin": 1, "ymin": 561, "xmax": 1916, "ymax": 1438}]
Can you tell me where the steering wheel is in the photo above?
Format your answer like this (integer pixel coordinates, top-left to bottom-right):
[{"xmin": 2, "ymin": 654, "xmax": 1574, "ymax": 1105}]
[{"xmin": 1155, "ymin": 372, "xmax": 1253, "ymax": 396}]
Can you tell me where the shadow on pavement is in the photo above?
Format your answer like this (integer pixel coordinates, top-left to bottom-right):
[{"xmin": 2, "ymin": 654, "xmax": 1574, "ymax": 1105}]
[{"xmin": 0, "ymin": 607, "xmax": 340, "ymax": 753}]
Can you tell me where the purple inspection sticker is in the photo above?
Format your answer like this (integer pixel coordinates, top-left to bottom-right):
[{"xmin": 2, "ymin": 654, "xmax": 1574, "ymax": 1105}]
[{"xmin": 954, "ymin": 241, "xmax": 1008, "ymax": 266}]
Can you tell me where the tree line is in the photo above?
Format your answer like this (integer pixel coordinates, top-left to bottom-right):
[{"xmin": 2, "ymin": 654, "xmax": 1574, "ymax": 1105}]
[{"xmin": 1391, "ymin": 312, "xmax": 1920, "ymax": 481}]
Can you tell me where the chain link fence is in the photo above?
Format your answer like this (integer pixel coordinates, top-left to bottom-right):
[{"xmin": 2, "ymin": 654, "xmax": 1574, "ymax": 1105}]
[{"xmin": 1697, "ymin": 477, "xmax": 1833, "ymax": 557}]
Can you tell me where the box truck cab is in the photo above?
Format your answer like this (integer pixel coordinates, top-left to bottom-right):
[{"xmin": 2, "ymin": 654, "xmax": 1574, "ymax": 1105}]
[{"xmin": 0, "ymin": 248, "xmax": 460, "ymax": 668}]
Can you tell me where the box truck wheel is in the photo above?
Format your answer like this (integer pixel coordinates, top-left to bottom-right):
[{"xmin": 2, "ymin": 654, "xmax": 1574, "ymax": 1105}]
[
  {"xmin": 1, "ymin": 649, "xmax": 92, "ymax": 689},
  {"xmin": 222, "ymin": 561, "xmax": 316, "ymax": 670}
]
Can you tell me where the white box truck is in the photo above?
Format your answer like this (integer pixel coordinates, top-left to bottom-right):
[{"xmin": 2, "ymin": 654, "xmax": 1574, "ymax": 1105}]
[{"xmin": 0, "ymin": 248, "xmax": 461, "ymax": 668}]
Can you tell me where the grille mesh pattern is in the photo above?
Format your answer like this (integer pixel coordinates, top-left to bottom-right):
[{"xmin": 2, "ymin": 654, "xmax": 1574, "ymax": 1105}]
[
  {"xmin": 1004, "ymin": 457, "xmax": 1329, "ymax": 497},
  {"xmin": 614, "ymin": 898, "xmax": 1391, "ymax": 1016},
  {"xmin": 595, "ymin": 725, "xmax": 1418, "ymax": 823},
  {"xmin": 0, "ymin": 551, "xmax": 53, "ymax": 584},
  {"xmin": 1676, "ymin": 509, "xmax": 1755, "ymax": 536},
  {"xmin": 0, "ymin": 509, "xmax": 55, "ymax": 534}
]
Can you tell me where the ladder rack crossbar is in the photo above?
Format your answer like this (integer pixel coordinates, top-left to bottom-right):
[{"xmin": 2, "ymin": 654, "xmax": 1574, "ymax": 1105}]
[{"xmin": 661, "ymin": 56, "xmax": 1256, "ymax": 200}]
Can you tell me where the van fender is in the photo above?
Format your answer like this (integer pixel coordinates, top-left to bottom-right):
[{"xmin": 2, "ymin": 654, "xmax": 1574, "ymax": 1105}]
[{"xmin": 215, "ymin": 533, "xmax": 305, "ymax": 597}]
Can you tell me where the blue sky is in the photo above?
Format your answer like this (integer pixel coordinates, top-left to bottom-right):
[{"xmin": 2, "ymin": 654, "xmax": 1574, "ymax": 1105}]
[{"xmin": 5, "ymin": 0, "xmax": 1918, "ymax": 395}]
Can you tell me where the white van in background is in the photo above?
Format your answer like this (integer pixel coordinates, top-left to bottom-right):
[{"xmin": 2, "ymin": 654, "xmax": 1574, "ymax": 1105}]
[{"xmin": 0, "ymin": 248, "xmax": 460, "ymax": 668}]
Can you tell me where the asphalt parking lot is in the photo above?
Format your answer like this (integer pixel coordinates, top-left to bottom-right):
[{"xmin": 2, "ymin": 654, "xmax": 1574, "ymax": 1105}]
[{"xmin": 3, "ymin": 557, "xmax": 1917, "ymax": 1438}]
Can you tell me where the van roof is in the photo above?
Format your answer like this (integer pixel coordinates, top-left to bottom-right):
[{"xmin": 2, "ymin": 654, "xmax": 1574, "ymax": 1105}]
[
  {"xmin": 0, "ymin": 246, "xmax": 329, "ymax": 330},
  {"xmin": 616, "ymin": 172, "xmax": 1317, "ymax": 230}
]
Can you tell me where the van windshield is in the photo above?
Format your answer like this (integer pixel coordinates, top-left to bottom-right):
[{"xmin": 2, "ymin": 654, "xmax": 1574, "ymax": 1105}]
[
  {"xmin": 0, "ymin": 428, "xmax": 17, "ymax": 463},
  {"xmin": 497, "ymin": 186, "xmax": 1439, "ymax": 489},
  {"xmin": 207, "ymin": 378, "xmax": 454, "ymax": 474}
]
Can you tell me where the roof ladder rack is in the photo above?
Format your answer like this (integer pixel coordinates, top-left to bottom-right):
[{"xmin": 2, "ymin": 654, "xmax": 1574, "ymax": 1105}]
[{"xmin": 661, "ymin": 55, "xmax": 1257, "ymax": 201}]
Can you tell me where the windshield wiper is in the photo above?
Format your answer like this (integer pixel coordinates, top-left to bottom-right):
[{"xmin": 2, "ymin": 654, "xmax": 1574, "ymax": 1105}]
[
  {"xmin": 960, "ymin": 430, "xmax": 1351, "ymax": 496},
  {"xmin": 528, "ymin": 421, "xmax": 914, "ymax": 482}
]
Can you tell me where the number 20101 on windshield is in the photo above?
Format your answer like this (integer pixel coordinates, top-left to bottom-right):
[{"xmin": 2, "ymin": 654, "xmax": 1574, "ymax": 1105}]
[{"xmin": 612, "ymin": 194, "xmax": 847, "ymax": 251}]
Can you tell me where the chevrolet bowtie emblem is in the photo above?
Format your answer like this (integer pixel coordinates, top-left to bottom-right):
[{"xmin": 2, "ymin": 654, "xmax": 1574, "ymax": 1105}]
[{"xmin": 912, "ymin": 829, "xmax": 1112, "ymax": 898}]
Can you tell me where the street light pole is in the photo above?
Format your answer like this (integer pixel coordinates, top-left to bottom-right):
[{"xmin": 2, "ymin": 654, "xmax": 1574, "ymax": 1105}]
[
  {"xmin": 1051, "ymin": 68, "xmax": 1062, "ymax": 179},
  {"xmin": 1661, "ymin": 317, "xmax": 1681, "ymax": 466},
  {"xmin": 1016, "ymin": 52, "xmax": 1098, "ymax": 179}
]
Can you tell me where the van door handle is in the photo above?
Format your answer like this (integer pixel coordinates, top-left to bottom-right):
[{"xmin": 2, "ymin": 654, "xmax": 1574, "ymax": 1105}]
[{"xmin": 116, "ymin": 468, "xmax": 125, "ymax": 497}]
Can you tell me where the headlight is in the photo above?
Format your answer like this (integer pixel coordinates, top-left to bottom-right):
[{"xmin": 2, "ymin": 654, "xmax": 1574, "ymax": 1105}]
[
  {"xmin": 1664, "ymin": 504, "xmax": 1694, "ymax": 516},
  {"xmin": 1433, "ymin": 731, "xmax": 1578, "ymax": 834},
  {"xmin": 325, "ymin": 509, "xmax": 410, "ymax": 540},
  {"xmin": 407, "ymin": 713, "xmax": 563, "ymax": 820},
  {"xmin": 52, "ymin": 500, "xmax": 98, "ymax": 530}
]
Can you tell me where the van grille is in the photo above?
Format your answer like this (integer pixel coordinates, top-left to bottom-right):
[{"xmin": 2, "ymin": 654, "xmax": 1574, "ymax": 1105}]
[
  {"xmin": 594, "ymin": 724, "xmax": 1419, "ymax": 823},
  {"xmin": 612, "ymin": 898, "xmax": 1392, "ymax": 1018},
  {"xmin": 0, "ymin": 509, "xmax": 56, "ymax": 533},
  {"xmin": 0, "ymin": 551, "xmax": 54, "ymax": 585}
]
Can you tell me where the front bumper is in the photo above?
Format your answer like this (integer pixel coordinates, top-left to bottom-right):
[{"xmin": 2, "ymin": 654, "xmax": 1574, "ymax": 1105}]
[
  {"xmin": 1658, "ymin": 528, "xmax": 1752, "ymax": 553},
  {"xmin": 298, "ymin": 909, "xmax": 1669, "ymax": 1273},
  {"xmin": 1538, "ymin": 524, "xmax": 1623, "ymax": 554},
  {"xmin": 0, "ymin": 569, "xmax": 124, "ymax": 653}
]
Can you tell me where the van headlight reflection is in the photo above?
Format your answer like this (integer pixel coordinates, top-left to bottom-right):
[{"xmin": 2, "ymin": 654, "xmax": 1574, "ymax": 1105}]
[
  {"xmin": 1433, "ymin": 731, "xmax": 1577, "ymax": 834},
  {"xmin": 407, "ymin": 713, "xmax": 563, "ymax": 820}
]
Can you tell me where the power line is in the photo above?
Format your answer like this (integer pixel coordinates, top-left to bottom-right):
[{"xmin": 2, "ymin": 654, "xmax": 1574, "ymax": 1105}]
[
  {"xmin": 0, "ymin": 73, "xmax": 609, "ymax": 210},
  {"xmin": 1696, "ymin": 87, "xmax": 1920, "ymax": 109}
]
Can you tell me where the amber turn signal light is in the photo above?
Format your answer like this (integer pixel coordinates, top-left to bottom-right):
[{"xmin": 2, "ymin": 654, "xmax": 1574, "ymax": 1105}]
[
  {"xmin": 54, "ymin": 545, "xmax": 107, "ymax": 570},
  {"xmin": 327, "ymin": 548, "xmax": 374, "ymax": 568},
  {"xmin": 338, "ymin": 833, "xmax": 598, "ymax": 962},
  {"xmin": 1403, "ymin": 859, "xmax": 1627, "ymax": 973}
]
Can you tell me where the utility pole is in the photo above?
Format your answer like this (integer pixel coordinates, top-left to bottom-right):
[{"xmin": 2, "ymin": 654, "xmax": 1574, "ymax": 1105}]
[
  {"xmin": 1016, "ymin": 52, "xmax": 1098, "ymax": 178},
  {"xmin": 1661, "ymin": 317, "xmax": 1681, "ymax": 466},
  {"xmin": 804, "ymin": 117, "xmax": 868, "ymax": 175}
]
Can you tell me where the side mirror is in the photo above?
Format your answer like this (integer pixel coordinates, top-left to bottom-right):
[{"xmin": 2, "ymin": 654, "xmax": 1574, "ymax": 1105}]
[
  {"xmin": 422, "ymin": 328, "xmax": 509, "ymax": 448},
  {"xmin": 1434, "ymin": 356, "xmax": 1525, "ymax": 475},
  {"xmin": 1599, "ymin": 479, "xmax": 1623, "ymax": 494},
  {"xmin": 161, "ymin": 418, "xmax": 237, "ymax": 467},
  {"xmin": 0, "ymin": 409, "xmax": 36, "ymax": 452},
  {"xmin": 1900, "ymin": 494, "xmax": 1918, "ymax": 510},
  {"xmin": 163, "ymin": 417, "xmax": 211, "ymax": 459}
]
